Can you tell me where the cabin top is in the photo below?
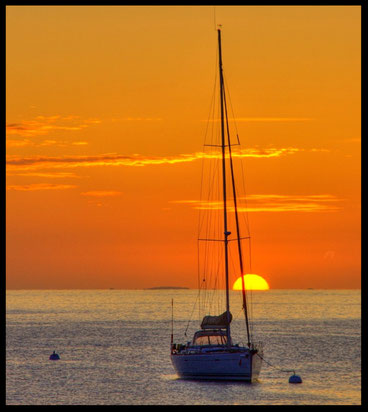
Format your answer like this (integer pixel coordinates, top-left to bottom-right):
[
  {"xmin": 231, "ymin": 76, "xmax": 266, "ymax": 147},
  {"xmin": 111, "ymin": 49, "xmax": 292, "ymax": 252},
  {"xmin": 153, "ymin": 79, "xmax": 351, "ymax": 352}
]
[{"xmin": 191, "ymin": 329, "xmax": 232, "ymax": 346}]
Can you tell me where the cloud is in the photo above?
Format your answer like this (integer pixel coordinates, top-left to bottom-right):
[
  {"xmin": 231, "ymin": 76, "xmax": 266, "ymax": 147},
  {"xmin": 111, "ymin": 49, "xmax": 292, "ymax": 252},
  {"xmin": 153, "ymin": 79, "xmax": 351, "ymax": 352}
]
[
  {"xmin": 342, "ymin": 138, "xmax": 361, "ymax": 143},
  {"xmin": 113, "ymin": 117, "xmax": 163, "ymax": 122},
  {"xmin": 6, "ymin": 115, "xmax": 99, "ymax": 138},
  {"xmin": 6, "ymin": 147, "xmax": 302, "ymax": 173},
  {"xmin": 206, "ymin": 117, "xmax": 314, "ymax": 122},
  {"xmin": 232, "ymin": 147, "xmax": 300, "ymax": 158},
  {"xmin": 80, "ymin": 191, "xmax": 122, "ymax": 197},
  {"xmin": 6, "ymin": 122, "xmax": 87, "ymax": 137},
  {"xmin": 38, "ymin": 140, "xmax": 89, "ymax": 147},
  {"xmin": 171, "ymin": 194, "xmax": 343, "ymax": 213},
  {"xmin": 6, "ymin": 139, "xmax": 33, "ymax": 148},
  {"xmin": 6, "ymin": 138, "xmax": 89, "ymax": 148},
  {"xmin": 6, "ymin": 183, "xmax": 77, "ymax": 191},
  {"xmin": 72, "ymin": 141, "xmax": 88, "ymax": 146},
  {"xmin": 245, "ymin": 194, "xmax": 341, "ymax": 202},
  {"xmin": 6, "ymin": 171, "xmax": 81, "ymax": 179}
]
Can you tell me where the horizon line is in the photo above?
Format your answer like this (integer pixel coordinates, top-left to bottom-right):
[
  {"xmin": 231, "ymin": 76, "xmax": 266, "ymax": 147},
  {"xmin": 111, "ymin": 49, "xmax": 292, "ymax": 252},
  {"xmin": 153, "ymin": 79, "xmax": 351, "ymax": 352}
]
[{"xmin": 5, "ymin": 287, "xmax": 361, "ymax": 291}]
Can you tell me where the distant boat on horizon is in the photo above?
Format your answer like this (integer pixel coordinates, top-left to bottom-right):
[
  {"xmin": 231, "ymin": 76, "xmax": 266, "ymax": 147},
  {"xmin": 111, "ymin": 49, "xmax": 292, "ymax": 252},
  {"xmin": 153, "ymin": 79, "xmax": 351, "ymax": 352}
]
[{"xmin": 144, "ymin": 286, "xmax": 190, "ymax": 290}]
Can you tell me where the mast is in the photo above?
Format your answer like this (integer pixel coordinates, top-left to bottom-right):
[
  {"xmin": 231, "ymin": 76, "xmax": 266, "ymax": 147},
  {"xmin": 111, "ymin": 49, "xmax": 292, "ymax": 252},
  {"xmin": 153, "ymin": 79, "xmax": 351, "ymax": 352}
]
[
  {"xmin": 218, "ymin": 28, "xmax": 251, "ymax": 348},
  {"xmin": 218, "ymin": 28, "xmax": 231, "ymax": 346}
]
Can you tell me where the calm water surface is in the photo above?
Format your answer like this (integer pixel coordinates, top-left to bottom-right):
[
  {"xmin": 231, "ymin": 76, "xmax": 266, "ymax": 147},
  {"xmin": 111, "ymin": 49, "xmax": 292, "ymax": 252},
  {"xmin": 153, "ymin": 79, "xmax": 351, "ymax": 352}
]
[{"xmin": 6, "ymin": 289, "xmax": 361, "ymax": 405}]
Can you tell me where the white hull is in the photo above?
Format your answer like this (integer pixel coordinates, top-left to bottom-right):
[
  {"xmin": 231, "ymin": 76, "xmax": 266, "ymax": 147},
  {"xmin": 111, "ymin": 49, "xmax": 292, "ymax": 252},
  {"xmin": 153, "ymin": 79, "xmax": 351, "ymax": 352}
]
[{"xmin": 171, "ymin": 348, "xmax": 262, "ymax": 382}]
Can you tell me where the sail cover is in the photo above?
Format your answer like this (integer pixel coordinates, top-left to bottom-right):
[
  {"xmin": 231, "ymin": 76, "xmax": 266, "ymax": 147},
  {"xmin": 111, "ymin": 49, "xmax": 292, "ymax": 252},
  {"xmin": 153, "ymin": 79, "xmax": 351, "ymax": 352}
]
[{"xmin": 201, "ymin": 311, "xmax": 232, "ymax": 329}]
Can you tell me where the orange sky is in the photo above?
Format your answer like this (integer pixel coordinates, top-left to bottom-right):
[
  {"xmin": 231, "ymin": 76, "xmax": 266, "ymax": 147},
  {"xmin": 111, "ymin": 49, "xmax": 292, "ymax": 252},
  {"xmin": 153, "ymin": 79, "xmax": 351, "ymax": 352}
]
[{"xmin": 6, "ymin": 6, "xmax": 361, "ymax": 289}]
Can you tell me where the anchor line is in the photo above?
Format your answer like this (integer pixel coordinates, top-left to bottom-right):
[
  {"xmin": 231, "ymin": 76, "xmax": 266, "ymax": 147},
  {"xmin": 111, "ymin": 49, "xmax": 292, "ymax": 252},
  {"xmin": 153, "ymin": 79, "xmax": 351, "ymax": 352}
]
[{"xmin": 256, "ymin": 352, "xmax": 297, "ymax": 375}]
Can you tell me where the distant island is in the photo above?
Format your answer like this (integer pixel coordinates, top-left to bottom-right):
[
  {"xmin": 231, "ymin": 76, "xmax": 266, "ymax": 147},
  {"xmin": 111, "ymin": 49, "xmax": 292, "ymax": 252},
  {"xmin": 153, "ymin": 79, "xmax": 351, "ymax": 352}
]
[{"xmin": 144, "ymin": 286, "xmax": 189, "ymax": 290}]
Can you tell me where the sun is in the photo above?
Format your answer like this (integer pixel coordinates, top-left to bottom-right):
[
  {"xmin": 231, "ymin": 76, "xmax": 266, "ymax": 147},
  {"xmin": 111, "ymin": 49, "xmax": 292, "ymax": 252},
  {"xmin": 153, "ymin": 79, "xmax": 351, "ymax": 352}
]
[{"xmin": 233, "ymin": 274, "xmax": 270, "ymax": 291}]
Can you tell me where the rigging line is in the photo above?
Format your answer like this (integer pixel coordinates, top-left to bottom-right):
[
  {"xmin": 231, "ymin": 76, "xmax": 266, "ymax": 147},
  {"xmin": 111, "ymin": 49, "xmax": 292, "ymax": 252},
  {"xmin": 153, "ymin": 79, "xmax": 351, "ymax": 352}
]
[
  {"xmin": 204, "ymin": 200, "xmax": 215, "ymax": 312},
  {"xmin": 238, "ymin": 168, "xmax": 253, "ymax": 340},
  {"xmin": 204, "ymin": 127, "xmax": 220, "ymax": 237},
  {"xmin": 198, "ymin": 81, "xmax": 218, "ymax": 320},
  {"xmin": 239, "ymin": 162, "xmax": 251, "ymax": 247},
  {"xmin": 208, "ymin": 242, "xmax": 224, "ymax": 315},
  {"xmin": 210, "ymin": 238, "xmax": 223, "ymax": 310},
  {"xmin": 222, "ymin": 78, "xmax": 244, "ymax": 182},
  {"xmin": 206, "ymin": 255, "xmax": 213, "ymax": 313},
  {"xmin": 197, "ymin": 239, "xmax": 201, "ymax": 320},
  {"xmin": 229, "ymin": 249, "xmax": 244, "ymax": 320},
  {"xmin": 223, "ymin": 73, "xmax": 251, "ymax": 348},
  {"xmin": 256, "ymin": 352, "xmax": 299, "ymax": 375},
  {"xmin": 184, "ymin": 287, "xmax": 201, "ymax": 337},
  {"xmin": 247, "ymin": 238, "xmax": 253, "ymax": 337},
  {"xmin": 226, "ymin": 76, "xmax": 251, "ymax": 239},
  {"xmin": 223, "ymin": 65, "xmax": 255, "ymax": 345},
  {"xmin": 198, "ymin": 85, "xmax": 217, "ymax": 236},
  {"xmin": 225, "ymin": 148, "xmax": 251, "ymax": 266},
  {"xmin": 199, "ymin": 252, "xmax": 210, "ymax": 318},
  {"xmin": 199, "ymin": 149, "xmax": 213, "ymax": 248},
  {"xmin": 233, "ymin": 304, "xmax": 244, "ymax": 321},
  {"xmin": 228, "ymin": 245, "xmax": 241, "ymax": 315},
  {"xmin": 200, "ymin": 136, "xmax": 219, "ymax": 316},
  {"xmin": 218, "ymin": 28, "xmax": 232, "ymax": 347},
  {"xmin": 211, "ymin": 273, "xmax": 220, "ymax": 315},
  {"xmin": 210, "ymin": 46, "xmax": 219, "ymax": 147},
  {"xmin": 202, "ymin": 152, "xmax": 218, "ymax": 299},
  {"xmin": 248, "ymin": 236, "xmax": 253, "ymax": 273},
  {"xmin": 200, "ymin": 262, "xmax": 208, "ymax": 317},
  {"xmin": 198, "ymin": 44, "xmax": 218, "ymax": 238},
  {"xmin": 201, "ymin": 171, "xmax": 211, "ymax": 300},
  {"xmin": 223, "ymin": 75, "xmax": 240, "ymax": 139},
  {"xmin": 197, "ymin": 117, "xmax": 213, "ymax": 312},
  {"xmin": 203, "ymin": 49, "xmax": 218, "ymax": 147},
  {"xmin": 203, "ymin": 103, "xmax": 222, "ymax": 315}
]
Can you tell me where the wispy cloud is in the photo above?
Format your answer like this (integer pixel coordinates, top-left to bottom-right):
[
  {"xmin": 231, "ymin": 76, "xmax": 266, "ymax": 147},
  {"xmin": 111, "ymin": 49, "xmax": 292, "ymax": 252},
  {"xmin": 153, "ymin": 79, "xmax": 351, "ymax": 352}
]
[
  {"xmin": 6, "ymin": 183, "xmax": 77, "ymax": 191},
  {"xmin": 38, "ymin": 140, "xmax": 89, "ymax": 147},
  {"xmin": 6, "ymin": 138, "xmax": 88, "ymax": 148},
  {"xmin": 6, "ymin": 120, "xmax": 86, "ymax": 137},
  {"xmin": 171, "ymin": 194, "xmax": 343, "ymax": 213},
  {"xmin": 6, "ymin": 147, "xmax": 303, "ymax": 173},
  {"xmin": 6, "ymin": 171, "xmax": 81, "ymax": 179},
  {"xmin": 342, "ymin": 138, "xmax": 361, "ymax": 143},
  {"xmin": 206, "ymin": 117, "xmax": 314, "ymax": 123},
  {"xmin": 112, "ymin": 117, "xmax": 163, "ymax": 122},
  {"xmin": 232, "ymin": 147, "xmax": 300, "ymax": 158},
  {"xmin": 71, "ymin": 141, "xmax": 88, "ymax": 146},
  {"xmin": 6, "ymin": 115, "xmax": 99, "ymax": 138},
  {"xmin": 80, "ymin": 191, "xmax": 122, "ymax": 197},
  {"xmin": 6, "ymin": 139, "xmax": 33, "ymax": 148}
]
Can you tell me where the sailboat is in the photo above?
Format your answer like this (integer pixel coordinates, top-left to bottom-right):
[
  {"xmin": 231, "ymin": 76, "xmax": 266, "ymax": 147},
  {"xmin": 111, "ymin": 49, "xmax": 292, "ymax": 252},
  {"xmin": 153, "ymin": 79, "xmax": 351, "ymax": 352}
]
[{"xmin": 170, "ymin": 28, "xmax": 263, "ymax": 382}]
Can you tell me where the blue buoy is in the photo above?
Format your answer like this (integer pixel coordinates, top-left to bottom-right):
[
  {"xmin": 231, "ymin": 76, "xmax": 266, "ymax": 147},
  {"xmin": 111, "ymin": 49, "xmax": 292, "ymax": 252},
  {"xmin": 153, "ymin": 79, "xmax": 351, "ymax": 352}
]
[
  {"xmin": 49, "ymin": 350, "xmax": 60, "ymax": 360},
  {"xmin": 289, "ymin": 373, "xmax": 302, "ymax": 384}
]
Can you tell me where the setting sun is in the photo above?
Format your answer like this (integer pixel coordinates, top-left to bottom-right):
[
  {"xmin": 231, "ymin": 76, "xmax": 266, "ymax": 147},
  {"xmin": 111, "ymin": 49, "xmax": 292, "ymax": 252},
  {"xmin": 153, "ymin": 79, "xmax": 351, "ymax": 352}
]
[{"xmin": 233, "ymin": 274, "xmax": 270, "ymax": 291}]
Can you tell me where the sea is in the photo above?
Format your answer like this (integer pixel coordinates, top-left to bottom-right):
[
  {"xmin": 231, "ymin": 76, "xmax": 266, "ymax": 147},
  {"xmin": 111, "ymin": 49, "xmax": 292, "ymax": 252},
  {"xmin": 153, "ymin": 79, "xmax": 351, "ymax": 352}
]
[{"xmin": 6, "ymin": 289, "xmax": 361, "ymax": 405}]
